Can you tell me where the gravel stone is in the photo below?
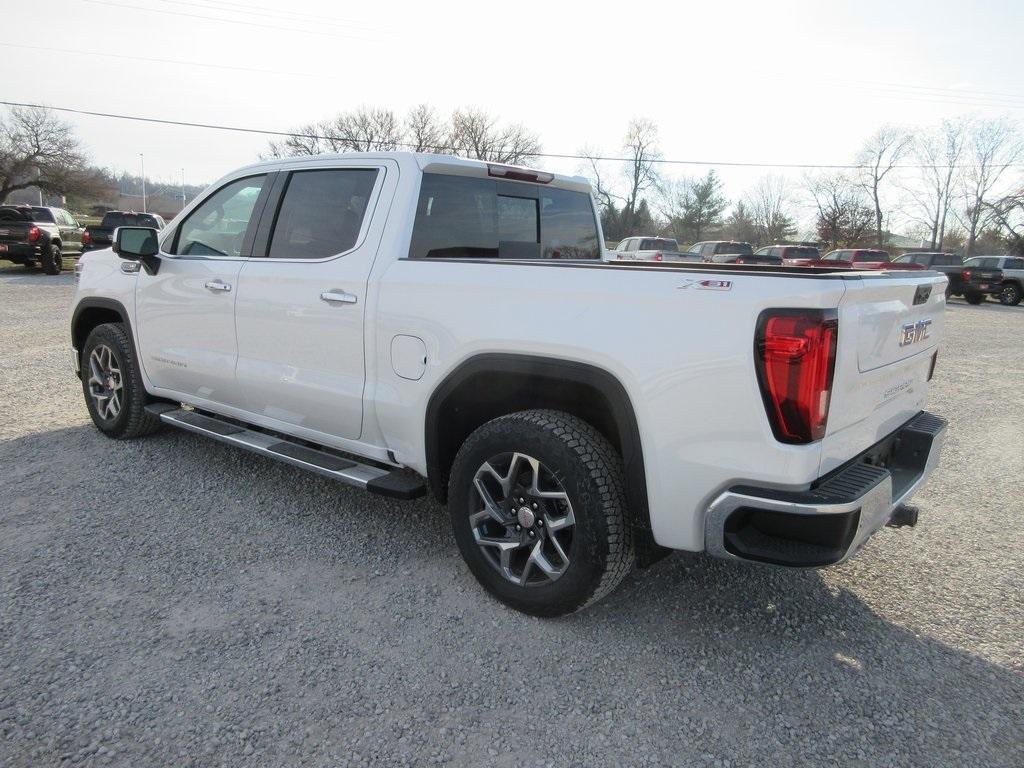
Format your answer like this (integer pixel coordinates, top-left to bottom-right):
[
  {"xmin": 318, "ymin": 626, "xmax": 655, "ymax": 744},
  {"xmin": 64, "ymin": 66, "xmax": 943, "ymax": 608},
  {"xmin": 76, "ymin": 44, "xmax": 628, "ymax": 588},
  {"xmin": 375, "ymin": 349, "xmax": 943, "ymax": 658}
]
[{"xmin": 0, "ymin": 267, "xmax": 1022, "ymax": 767}]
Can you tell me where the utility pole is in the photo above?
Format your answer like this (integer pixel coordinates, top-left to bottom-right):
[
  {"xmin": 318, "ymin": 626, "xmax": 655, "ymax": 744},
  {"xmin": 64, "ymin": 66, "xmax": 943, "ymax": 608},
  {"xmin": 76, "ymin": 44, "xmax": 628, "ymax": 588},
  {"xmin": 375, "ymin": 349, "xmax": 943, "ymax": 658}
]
[
  {"xmin": 140, "ymin": 153, "xmax": 147, "ymax": 213},
  {"xmin": 180, "ymin": 167, "xmax": 186, "ymax": 211}
]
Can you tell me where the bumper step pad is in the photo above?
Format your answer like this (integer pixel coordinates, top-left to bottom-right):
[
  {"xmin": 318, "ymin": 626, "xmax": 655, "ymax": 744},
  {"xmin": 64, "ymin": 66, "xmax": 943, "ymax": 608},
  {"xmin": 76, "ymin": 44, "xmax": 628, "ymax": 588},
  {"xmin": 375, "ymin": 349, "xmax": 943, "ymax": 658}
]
[{"xmin": 147, "ymin": 405, "xmax": 426, "ymax": 500}]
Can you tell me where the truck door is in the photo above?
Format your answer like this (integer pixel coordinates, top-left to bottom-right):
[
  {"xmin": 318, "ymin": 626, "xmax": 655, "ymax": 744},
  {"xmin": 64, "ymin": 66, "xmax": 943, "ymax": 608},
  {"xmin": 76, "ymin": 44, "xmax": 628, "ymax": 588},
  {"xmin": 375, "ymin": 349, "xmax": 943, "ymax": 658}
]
[
  {"xmin": 135, "ymin": 174, "xmax": 271, "ymax": 407},
  {"xmin": 233, "ymin": 160, "xmax": 396, "ymax": 441}
]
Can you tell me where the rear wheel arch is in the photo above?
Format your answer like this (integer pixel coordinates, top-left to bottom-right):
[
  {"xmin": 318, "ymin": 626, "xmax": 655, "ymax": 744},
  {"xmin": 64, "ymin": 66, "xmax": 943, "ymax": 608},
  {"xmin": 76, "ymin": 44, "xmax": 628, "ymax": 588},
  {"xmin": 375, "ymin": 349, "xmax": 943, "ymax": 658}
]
[{"xmin": 424, "ymin": 354, "xmax": 654, "ymax": 544}]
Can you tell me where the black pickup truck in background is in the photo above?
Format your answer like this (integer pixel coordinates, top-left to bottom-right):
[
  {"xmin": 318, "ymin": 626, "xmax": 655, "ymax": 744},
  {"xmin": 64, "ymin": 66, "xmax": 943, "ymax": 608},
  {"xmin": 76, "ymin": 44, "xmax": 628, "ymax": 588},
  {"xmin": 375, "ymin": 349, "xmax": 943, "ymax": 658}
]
[
  {"xmin": 83, "ymin": 211, "xmax": 166, "ymax": 252},
  {"xmin": 0, "ymin": 205, "xmax": 84, "ymax": 274},
  {"xmin": 891, "ymin": 252, "xmax": 965, "ymax": 297},
  {"xmin": 960, "ymin": 255, "xmax": 1024, "ymax": 305}
]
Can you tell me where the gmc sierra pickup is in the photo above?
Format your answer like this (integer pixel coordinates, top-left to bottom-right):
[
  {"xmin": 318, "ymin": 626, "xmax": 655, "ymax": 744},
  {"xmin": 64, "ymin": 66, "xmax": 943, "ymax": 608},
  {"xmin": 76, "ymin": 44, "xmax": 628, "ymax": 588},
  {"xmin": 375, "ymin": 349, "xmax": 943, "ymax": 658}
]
[{"xmin": 70, "ymin": 153, "xmax": 948, "ymax": 616}]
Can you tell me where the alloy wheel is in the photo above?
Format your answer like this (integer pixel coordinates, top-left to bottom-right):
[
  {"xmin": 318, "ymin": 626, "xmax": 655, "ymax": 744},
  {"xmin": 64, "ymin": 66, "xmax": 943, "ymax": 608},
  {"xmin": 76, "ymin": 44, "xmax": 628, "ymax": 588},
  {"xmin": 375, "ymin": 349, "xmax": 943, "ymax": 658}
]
[
  {"xmin": 468, "ymin": 452, "xmax": 576, "ymax": 587},
  {"xmin": 87, "ymin": 344, "xmax": 123, "ymax": 420}
]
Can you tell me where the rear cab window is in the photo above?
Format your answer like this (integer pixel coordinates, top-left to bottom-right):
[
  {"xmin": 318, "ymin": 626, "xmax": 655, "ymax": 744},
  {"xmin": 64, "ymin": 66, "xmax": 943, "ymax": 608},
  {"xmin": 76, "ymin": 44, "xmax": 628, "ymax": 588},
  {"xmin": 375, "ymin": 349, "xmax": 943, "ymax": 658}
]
[
  {"xmin": 715, "ymin": 242, "xmax": 752, "ymax": 255},
  {"xmin": 639, "ymin": 238, "xmax": 677, "ymax": 251},
  {"xmin": 409, "ymin": 173, "xmax": 600, "ymax": 260},
  {"xmin": 101, "ymin": 212, "xmax": 162, "ymax": 229}
]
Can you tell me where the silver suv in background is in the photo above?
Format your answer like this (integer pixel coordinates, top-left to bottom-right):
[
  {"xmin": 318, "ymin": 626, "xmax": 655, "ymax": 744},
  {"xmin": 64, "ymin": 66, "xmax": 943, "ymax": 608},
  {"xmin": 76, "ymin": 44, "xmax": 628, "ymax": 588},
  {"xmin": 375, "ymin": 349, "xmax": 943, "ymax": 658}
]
[
  {"xmin": 612, "ymin": 236, "xmax": 695, "ymax": 262},
  {"xmin": 688, "ymin": 240, "xmax": 754, "ymax": 263}
]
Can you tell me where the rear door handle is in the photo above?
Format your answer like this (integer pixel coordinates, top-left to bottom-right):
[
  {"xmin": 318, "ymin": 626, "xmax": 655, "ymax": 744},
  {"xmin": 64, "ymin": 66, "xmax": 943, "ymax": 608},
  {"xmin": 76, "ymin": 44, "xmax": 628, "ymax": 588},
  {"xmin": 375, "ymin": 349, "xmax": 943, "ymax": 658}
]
[
  {"xmin": 204, "ymin": 280, "xmax": 232, "ymax": 293},
  {"xmin": 320, "ymin": 290, "xmax": 358, "ymax": 305}
]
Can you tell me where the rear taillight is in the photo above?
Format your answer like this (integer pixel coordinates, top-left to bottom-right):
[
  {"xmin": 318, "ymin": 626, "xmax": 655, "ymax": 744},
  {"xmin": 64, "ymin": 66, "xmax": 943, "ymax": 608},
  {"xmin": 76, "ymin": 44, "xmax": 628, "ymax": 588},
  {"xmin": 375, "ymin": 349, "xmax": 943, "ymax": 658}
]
[
  {"xmin": 653, "ymin": 252, "xmax": 663, "ymax": 261},
  {"xmin": 82, "ymin": 230, "xmax": 92, "ymax": 246},
  {"xmin": 27, "ymin": 226, "xmax": 41, "ymax": 242},
  {"xmin": 755, "ymin": 309, "xmax": 839, "ymax": 444},
  {"xmin": 961, "ymin": 270, "xmax": 970, "ymax": 282},
  {"xmin": 928, "ymin": 351, "xmax": 938, "ymax": 381},
  {"xmin": 735, "ymin": 258, "xmax": 745, "ymax": 264}
]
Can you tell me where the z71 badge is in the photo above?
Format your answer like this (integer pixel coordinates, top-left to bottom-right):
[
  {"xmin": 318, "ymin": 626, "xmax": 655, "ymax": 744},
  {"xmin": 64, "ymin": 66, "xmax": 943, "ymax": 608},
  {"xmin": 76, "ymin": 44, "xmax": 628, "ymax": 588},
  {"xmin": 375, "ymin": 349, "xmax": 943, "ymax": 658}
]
[{"xmin": 899, "ymin": 319, "xmax": 932, "ymax": 347}]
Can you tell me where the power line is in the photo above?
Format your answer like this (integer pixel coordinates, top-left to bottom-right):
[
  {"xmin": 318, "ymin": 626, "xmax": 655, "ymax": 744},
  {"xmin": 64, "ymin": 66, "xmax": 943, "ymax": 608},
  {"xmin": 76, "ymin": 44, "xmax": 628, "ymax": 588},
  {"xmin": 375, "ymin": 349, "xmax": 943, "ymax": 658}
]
[
  {"xmin": 2, "ymin": 100, "xmax": 1021, "ymax": 171},
  {"xmin": 153, "ymin": 0, "xmax": 384, "ymax": 32},
  {"xmin": 81, "ymin": 0, "xmax": 383, "ymax": 41},
  {"xmin": 0, "ymin": 43, "xmax": 315, "ymax": 78}
]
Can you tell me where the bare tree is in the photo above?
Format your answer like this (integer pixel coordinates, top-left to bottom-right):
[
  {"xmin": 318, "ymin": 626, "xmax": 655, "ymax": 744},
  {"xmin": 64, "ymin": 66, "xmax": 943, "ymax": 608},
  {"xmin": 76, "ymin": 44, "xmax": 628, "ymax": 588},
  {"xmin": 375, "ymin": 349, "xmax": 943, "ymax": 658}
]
[
  {"xmin": 620, "ymin": 118, "xmax": 661, "ymax": 220},
  {"xmin": 856, "ymin": 125, "xmax": 913, "ymax": 248},
  {"xmin": 806, "ymin": 171, "xmax": 874, "ymax": 249},
  {"xmin": 448, "ymin": 107, "xmax": 540, "ymax": 164},
  {"xmin": 984, "ymin": 186, "xmax": 1024, "ymax": 255},
  {"xmin": 267, "ymin": 107, "xmax": 403, "ymax": 157},
  {"xmin": 0, "ymin": 106, "xmax": 94, "ymax": 202},
  {"xmin": 330, "ymin": 107, "xmax": 403, "ymax": 152},
  {"xmin": 745, "ymin": 174, "xmax": 797, "ymax": 245},
  {"xmin": 405, "ymin": 104, "xmax": 449, "ymax": 153},
  {"xmin": 265, "ymin": 121, "xmax": 346, "ymax": 157},
  {"xmin": 959, "ymin": 117, "xmax": 1023, "ymax": 256},
  {"xmin": 899, "ymin": 120, "xmax": 965, "ymax": 250},
  {"xmin": 578, "ymin": 120, "xmax": 662, "ymax": 240}
]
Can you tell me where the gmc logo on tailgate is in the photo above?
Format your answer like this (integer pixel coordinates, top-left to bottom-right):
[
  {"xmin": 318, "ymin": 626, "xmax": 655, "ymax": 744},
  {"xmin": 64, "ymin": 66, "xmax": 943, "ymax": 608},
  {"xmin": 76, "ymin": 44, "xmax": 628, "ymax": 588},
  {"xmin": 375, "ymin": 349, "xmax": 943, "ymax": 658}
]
[{"xmin": 899, "ymin": 319, "xmax": 932, "ymax": 347}]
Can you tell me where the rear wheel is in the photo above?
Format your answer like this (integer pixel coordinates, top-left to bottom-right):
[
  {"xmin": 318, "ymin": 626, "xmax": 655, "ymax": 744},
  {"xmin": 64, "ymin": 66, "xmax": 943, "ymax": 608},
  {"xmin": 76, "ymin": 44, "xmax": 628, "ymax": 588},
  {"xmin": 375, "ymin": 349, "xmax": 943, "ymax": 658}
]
[
  {"xmin": 965, "ymin": 291, "xmax": 986, "ymax": 305},
  {"xmin": 998, "ymin": 282, "xmax": 1022, "ymax": 306},
  {"xmin": 42, "ymin": 244, "xmax": 63, "ymax": 275},
  {"xmin": 448, "ymin": 409, "xmax": 633, "ymax": 617},
  {"xmin": 81, "ymin": 323, "xmax": 162, "ymax": 439}
]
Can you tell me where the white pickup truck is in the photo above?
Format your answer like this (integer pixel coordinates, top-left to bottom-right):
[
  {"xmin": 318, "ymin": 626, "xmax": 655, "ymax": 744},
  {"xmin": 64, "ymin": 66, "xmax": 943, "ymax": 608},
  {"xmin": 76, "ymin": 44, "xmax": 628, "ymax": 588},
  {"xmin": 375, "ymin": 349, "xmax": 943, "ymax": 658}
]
[{"xmin": 70, "ymin": 152, "xmax": 948, "ymax": 616}]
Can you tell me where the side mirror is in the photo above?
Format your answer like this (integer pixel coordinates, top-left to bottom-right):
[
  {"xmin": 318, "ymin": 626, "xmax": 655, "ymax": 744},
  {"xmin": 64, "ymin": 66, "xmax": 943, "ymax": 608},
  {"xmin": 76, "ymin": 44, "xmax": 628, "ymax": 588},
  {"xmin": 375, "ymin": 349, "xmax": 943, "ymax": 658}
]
[{"xmin": 112, "ymin": 226, "xmax": 160, "ymax": 274}]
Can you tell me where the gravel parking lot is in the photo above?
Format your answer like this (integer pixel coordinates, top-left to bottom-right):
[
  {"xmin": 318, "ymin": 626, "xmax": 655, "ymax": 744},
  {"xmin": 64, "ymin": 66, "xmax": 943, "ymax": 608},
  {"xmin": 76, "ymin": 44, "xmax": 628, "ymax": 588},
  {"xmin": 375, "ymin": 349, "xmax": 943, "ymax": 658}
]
[{"xmin": 1, "ymin": 266, "xmax": 1022, "ymax": 767}]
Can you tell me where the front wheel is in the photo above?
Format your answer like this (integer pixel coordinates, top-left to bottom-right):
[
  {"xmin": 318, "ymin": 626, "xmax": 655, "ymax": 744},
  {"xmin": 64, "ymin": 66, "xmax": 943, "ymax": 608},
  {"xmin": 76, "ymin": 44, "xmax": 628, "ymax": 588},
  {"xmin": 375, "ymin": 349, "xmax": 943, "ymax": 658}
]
[
  {"xmin": 81, "ymin": 323, "xmax": 162, "ymax": 439},
  {"xmin": 448, "ymin": 409, "xmax": 633, "ymax": 617},
  {"xmin": 998, "ymin": 282, "xmax": 1022, "ymax": 306},
  {"xmin": 42, "ymin": 244, "xmax": 63, "ymax": 275},
  {"xmin": 965, "ymin": 291, "xmax": 986, "ymax": 305}
]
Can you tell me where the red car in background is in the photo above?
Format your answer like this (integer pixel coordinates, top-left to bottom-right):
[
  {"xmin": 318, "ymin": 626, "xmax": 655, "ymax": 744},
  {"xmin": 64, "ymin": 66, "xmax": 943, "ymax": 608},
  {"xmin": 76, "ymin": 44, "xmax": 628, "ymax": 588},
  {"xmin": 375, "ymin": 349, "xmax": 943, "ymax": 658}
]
[{"xmin": 795, "ymin": 248, "xmax": 926, "ymax": 270}]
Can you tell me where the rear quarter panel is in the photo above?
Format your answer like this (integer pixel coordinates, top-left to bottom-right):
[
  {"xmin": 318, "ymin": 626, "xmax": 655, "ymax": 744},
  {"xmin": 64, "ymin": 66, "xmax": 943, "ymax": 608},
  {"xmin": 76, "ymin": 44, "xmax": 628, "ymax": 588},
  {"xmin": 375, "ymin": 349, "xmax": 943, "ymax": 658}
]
[{"xmin": 372, "ymin": 261, "xmax": 848, "ymax": 551}]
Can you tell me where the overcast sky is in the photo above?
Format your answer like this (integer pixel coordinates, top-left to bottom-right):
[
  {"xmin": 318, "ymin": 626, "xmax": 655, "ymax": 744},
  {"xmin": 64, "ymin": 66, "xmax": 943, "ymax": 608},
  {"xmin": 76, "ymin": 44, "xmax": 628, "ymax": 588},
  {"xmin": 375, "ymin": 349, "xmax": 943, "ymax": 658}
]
[{"xmin": 3, "ymin": 0, "xmax": 1022, "ymax": 221}]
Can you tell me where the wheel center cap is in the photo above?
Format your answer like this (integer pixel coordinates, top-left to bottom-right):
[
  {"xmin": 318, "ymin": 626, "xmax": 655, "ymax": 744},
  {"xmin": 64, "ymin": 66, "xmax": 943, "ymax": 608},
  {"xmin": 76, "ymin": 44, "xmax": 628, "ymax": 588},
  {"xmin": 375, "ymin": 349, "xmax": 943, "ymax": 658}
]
[{"xmin": 516, "ymin": 506, "xmax": 536, "ymax": 529}]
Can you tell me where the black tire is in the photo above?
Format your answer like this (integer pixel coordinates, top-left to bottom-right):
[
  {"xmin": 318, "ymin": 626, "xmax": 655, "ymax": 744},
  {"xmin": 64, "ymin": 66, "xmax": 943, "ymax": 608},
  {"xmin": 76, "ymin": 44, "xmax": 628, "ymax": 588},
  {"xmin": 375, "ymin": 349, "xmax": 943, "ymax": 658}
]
[
  {"xmin": 42, "ymin": 244, "xmax": 63, "ymax": 275},
  {"xmin": 998, "ymin": 282, "xmax": 1022, "ymax": 306},
  {"xmin": 965, "ymin": 291, "xmax": 986, "ymax": 305},
  {"xmin": 448, "ymin": 409, "xmax": 633, "ymax": 617},
  {"xmin": 81, "ymin": 323, "xmax": 162, "ymax": 439}
]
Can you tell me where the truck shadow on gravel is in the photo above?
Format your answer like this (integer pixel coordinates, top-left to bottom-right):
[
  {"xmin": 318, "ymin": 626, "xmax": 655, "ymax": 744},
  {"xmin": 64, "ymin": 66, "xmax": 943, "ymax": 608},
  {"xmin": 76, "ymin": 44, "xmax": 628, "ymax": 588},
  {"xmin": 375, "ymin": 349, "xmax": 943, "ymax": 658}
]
[{"xmin": 2, "ymin": 424, "xmax": 1022, "ymax": 766}]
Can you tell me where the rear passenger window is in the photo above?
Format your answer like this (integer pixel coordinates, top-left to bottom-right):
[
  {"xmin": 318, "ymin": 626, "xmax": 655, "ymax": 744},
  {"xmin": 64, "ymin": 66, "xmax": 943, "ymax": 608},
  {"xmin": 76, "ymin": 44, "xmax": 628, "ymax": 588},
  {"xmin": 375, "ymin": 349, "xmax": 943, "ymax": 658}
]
[
  {"xmin": 268, "ymin": 169, "xmax": 378, "ymax": 260},
  {"xmin": 1006, "ymin": 258, "xmax": 1024, "ymax": 269},
  {"xmin": 408, "ymin": 173, "xmax": 600, "ymax": 260}
]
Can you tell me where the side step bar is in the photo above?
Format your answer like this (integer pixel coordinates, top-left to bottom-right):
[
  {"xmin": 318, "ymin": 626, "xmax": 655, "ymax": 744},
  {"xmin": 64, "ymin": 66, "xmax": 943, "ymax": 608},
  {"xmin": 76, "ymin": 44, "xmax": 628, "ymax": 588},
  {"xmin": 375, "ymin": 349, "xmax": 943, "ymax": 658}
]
[{"xmin": 146, "ymin": 404, "xmax": 426, "ymax": 500}]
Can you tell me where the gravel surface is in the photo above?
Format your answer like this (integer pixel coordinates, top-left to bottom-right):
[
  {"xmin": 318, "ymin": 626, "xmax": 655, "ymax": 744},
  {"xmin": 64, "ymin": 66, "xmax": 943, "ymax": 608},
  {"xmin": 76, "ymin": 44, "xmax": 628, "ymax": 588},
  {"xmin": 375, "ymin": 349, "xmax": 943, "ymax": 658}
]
[{"xmin": 1, "ymin": 266, "xmax": 1022, "ymax": 767}]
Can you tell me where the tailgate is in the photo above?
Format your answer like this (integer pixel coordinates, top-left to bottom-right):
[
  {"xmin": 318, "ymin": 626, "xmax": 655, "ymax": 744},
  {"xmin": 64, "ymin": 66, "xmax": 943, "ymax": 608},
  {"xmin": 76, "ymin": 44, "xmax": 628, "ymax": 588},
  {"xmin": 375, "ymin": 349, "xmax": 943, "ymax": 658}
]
[
  {"xmin": 0, "ymin": 222, "xmax": 31, "ymax": 244},
  {"xmin": 819, "ymin": 272, "xmax": 945, "ymax": 475}
]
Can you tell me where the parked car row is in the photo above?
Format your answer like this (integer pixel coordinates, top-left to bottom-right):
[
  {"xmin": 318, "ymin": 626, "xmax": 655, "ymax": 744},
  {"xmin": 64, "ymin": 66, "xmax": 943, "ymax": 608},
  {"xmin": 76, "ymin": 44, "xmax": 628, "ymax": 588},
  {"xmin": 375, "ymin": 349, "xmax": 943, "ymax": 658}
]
[
  {"xmin": 607, "ymin": 237, "xmax": 1023, "ymax": 306},
  {"xmin": 0, "ymin": 205, "xmax": 165, "ymax": 275}
]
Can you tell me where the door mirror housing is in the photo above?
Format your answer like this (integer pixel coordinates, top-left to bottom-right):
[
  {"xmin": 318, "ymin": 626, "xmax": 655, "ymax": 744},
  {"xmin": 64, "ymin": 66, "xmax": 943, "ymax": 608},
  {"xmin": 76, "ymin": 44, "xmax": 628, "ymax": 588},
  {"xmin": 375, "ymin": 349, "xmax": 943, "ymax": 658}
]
[{"xmin": 112, "ymin": 226, "xmax": 160, "ymax": 274}]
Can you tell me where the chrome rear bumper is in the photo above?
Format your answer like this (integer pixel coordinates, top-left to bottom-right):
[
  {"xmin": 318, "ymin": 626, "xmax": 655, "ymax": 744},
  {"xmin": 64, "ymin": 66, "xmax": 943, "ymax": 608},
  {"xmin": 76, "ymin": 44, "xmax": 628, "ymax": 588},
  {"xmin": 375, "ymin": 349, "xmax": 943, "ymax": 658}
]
[{"xmin": 704, "ymin": 412, "xmax": 947, "ymax": 567}]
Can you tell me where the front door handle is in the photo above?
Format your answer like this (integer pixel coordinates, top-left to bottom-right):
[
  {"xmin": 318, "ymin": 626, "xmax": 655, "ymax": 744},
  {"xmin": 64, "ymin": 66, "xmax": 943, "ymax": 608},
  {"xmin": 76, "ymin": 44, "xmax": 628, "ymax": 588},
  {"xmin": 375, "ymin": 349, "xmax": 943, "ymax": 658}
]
[
  {"xmin": 204, "ymin": 280, "xmax": 232, "ymax": 293},
  {"xmin": 320, "ymin": 290, "xmax": 358, "ymax": 305}
]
